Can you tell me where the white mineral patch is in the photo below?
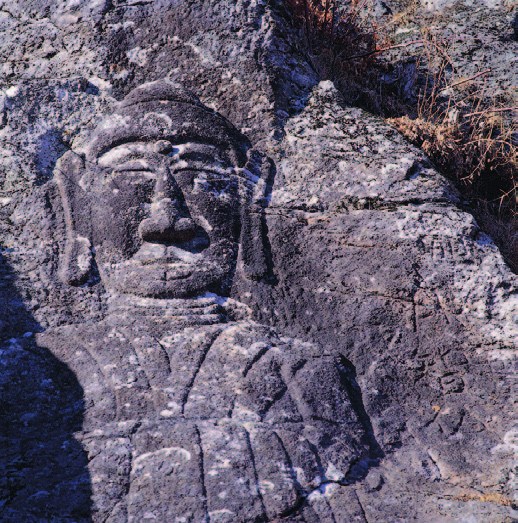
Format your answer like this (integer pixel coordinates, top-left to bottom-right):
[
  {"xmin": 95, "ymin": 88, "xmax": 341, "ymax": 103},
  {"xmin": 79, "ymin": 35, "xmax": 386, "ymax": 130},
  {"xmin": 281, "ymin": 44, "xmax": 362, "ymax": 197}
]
[
  {"xmin": 133, "ymin": 447, "xmax": 192, "ymax": 468},
  {"xmin": 159, "ymin": 410, "xmax": 175, "ymax": 418},
  {"xmin": 421, "ymin": 0, "xmax": 452, "ymax": 9},
  {"xmin": 287, "ymin": 466, "xmax": 306, "ymax": 485},
  {"xmin": 325, "ymin": 462, "xmax": 345, "ymax": 482},
  {"xmin": 107, "ymin": 21, "xmax": 135, "ymax": 31},
  {"xmin": 187, "ymin": 394, "xmax": 206, "ymax": 402},
  {"xmin": 426, "ymin": 0, "xmax": 505, "ymax": 7},
  {"xmin": 113, "ymin": 69, "xmax": 130, "ymax": 81},
  {"xmin": 307, "ymin": 482, "xmax": 340, "ymax": 501},
  {"xmin": 231, "ymin": 405, "xmax": 261, "ymax": 422},
  {"xmin": 75, "ymin": 236, "xmax": 92, "ymax": 273},
  {"xmin": 491, "ymin": 429, "xmax": 518, "ymax": 500},
  {"xmin": 142, "ymin": 111, "xmax": 173, "ymax": 130},
  {"xmin": 216, "ymin": 458, "xmax": 232, "ymax": 469},
  {"xmin": 5, "ymin": 85, "xmax": 20, "ymax": 98},
  {"xmin": 318, "ymin": 80, "xmax": 335, "ymax": 91},
  {"xmin": 208, "ymin": 509, "xmax": 235, "ymax": 523},
  {"xmin": 98, "ymin": 114, "xmax": 129, "ymax": 133},
  {"xmin": 132, "ymin": 243, "xmax": 167, "ymax": 261},
  {"xmin": 88, "ymin": 76, "xmax": 112, "ymax": 92},
  {"xmin": 166, "ymin": 245, "xmax": 203, "ymax": 264},
  {"xmin": 484, "ymin": 349, "xmax": 518, "ymax": 361},
  {"xmin": 166, "ymin": 402, "xmax": 181, "ymax": 414},
  {"xmin": 97, "ymin": 144, "xmax": 141, "ymax": 167},
  {"xmin": 185, "ymin": 42, "xmax": 222, "ymax": 67},
  {"xmin": 503, "ymin": 430, "xmax": 518, "ymax": 449},
  {"xmin": 126, "ymin": 46, "xmax": 152, "ymax": 67},
  {"xmin": 193, "ymin": 214, "xmax": 213, "ymax": 232},
  {"xmin": 258, "ymin": 480, "xmax": 275, "ymax": 493}
]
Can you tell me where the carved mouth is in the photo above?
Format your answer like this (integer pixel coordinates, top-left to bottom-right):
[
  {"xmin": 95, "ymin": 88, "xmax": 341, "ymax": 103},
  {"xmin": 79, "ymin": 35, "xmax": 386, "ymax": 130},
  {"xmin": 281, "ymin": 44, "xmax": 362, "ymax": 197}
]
[
  {"xmin": 111, "ymin": 242, "xmax": 206, "ymax": 281},
  {"xmin": 100, "ymin": 258, "xmax": 194, "ymax": 281},
  {"xmin": 96, "ymin": 241, "xmax": 234, "ymax": 298},
  {"xmin": 116, "ymin": 259, "xmax": 194, "ymax": 279},
  {"xmin": 130, "ymin": 241, "xmax": 207, "ymax": 265}
]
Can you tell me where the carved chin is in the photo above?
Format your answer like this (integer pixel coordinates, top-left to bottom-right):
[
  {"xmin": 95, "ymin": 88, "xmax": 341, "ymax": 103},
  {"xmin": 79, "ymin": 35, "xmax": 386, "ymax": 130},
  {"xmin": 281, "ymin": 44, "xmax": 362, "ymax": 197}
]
[{"xmin": 97, "ymin": 259, "xmax": 233, "ymax": 298}]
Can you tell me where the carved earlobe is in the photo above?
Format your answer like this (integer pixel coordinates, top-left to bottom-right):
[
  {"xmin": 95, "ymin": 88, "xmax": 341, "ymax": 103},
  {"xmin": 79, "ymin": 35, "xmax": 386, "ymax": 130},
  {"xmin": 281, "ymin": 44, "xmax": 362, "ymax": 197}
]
[
  {"xmin": 54, "ymin": 151, "xmax": 93, "ymax": 286},
  {"xmin": 61, "ymin": 235, "xmax": 93, "ymax": 286},
  {"xmin": 239, "ymin": 149, "xmax": 275, "ymax": 282}
]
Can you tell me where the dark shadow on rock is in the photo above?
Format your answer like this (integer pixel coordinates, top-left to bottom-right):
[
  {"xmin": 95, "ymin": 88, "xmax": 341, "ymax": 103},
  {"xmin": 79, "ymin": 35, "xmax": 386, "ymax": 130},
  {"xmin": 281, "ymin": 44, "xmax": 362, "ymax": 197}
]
[
  {"xmin": 338, "ymin": 356, "xmax": 385, "ymax": 482},
  {"xmin": 34, "ymin": 129, "xmax": 68, "ymax": 187},
  {"xmin": 292, "ymin": 357, "xmax": 385, "ymax": 518},
  {"xmin": 0, "ymin": 250, "xmax": 92, "ymax": 521},
  {"xmin": 258, "ymin": 160, "xmax": 279, "ymax": 285}
]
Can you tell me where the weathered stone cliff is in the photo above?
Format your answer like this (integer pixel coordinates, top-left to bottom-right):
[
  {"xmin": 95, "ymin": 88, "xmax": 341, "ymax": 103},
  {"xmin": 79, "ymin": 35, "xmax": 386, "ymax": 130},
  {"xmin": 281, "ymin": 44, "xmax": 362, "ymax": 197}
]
[{"xmin": 1, "ymin": 1, "xmax": 517, "ymax": 521}]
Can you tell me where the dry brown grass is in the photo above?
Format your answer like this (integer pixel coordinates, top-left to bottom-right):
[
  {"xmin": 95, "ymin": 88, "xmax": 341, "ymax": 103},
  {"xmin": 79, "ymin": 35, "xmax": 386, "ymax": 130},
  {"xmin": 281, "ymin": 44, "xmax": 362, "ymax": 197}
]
[
  {"xmin": 283, "ymin": 0, "xmax": 380, "ymax": 64},
  {"xmin": 388, "ymin": 29, "xmax": 518, "ymax": 269},
  {"xmin": 447, "ymin": 491, "xmax": 518, "ymax": 509},
  {"xmin": 283, "ymin": 0, "xmax": 518, "ymax": 270},
  {"xmin": 282, "ymin": 0, "xmax": 409, "ymax": 114}
]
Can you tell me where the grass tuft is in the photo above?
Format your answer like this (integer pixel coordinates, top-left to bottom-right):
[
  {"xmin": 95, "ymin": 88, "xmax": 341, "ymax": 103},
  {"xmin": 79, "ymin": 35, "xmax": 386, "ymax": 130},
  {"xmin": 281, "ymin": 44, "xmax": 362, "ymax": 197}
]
[
  {"xmin": 282, "ymin": 0, "xmax": 518, "ymax": 271},
  {"xmin": 388, "ymin": 29, "xmax": 518, "ymax": 269},
  {"xmin": 283, "ymin": 0, "xmax": 396, "ymax": 113}
]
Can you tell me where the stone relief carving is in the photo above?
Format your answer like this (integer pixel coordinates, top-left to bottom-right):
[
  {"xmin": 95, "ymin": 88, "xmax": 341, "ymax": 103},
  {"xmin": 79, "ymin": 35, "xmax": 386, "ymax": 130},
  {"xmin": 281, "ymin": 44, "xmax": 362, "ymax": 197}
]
[
  {"xmin": 1, "ymin": 0, "xmax": 517, "ymax": 519},
  {"xmin": 56, "ymin": 80, "xmax": 260, "ymax": 292},
  {"xmin": 23, "ymin": 80, "xmax": 379, "ymax": 522}
]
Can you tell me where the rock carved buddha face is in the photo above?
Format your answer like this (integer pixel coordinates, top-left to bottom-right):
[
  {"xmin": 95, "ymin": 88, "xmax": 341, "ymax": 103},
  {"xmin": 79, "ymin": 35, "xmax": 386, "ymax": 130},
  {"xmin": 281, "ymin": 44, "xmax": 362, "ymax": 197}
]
[{"xmin": 56, "ymin": 80, "xmax": 267, "ymax": 298}]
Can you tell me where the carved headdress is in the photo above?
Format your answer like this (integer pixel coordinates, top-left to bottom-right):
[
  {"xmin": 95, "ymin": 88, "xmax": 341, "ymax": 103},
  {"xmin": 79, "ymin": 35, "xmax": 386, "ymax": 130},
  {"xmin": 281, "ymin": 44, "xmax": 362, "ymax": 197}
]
[{"xmin": 54, "ymin": 80, "xmax": 274, "ymax": 289}]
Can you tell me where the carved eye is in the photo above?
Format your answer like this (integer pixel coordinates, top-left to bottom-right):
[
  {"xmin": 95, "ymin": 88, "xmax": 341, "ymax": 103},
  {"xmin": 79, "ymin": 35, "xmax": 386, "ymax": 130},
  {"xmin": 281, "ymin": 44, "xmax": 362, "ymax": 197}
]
[
  {"xmin": 191, "ymin": 172, "xmax": 237, "ymax": 200},
  {"xmin": 113, "ymin": 160, "xmax": 156, "ymax": 176},
  {"xmin": 104, "ymin": 172, "xmax": 155, "ymax": 203}
]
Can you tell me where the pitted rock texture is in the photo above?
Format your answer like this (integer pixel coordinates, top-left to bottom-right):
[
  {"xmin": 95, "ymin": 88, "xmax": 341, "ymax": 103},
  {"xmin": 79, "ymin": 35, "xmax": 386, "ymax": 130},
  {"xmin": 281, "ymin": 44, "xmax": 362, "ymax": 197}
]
[
  {"xmin": 0, "ymin": 1, "xmax": 517, "ymax": 522},
  {"xmin": 0, "ymin": 0, "xmax": 316, "ymax": 144},
  {"xmin": 236, "ymin": 82, "xmax": 518, "ymax": 521}
]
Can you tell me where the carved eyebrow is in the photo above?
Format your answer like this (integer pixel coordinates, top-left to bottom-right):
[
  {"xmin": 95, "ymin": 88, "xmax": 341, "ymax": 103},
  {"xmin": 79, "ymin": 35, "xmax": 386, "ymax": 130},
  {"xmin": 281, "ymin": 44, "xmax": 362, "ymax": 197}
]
[
  {"xmin": 194, "ymin": 176, "xmax": 235, "ymax": 184},
  {"xmin": 97, "ymin": 142, "xmax": 227, "ymax": 166},
  {"xmin": 169, "ymin": 143, "xmax": 227, "ymax": 159},
  {"xmin": 172, "ymin": 163, "xmax": 236, "ymax": 179},
  {"xmin": 173, "ymin": 150, "xmax": 225, "ymax": 162},
  {"xmin": 111, "ymin": 159, "xmax": 154, "ymax": 172},
  {"xmin": 97, "ymin": 143, "xmax": 155, "ymax": 166}
]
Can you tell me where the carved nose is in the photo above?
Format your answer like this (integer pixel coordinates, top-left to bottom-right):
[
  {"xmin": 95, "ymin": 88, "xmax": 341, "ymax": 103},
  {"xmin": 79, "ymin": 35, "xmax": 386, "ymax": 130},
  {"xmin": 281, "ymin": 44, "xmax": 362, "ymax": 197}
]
[{"xmin": 138, "ymin": 171, "xmax": 197, "ymax": 243}]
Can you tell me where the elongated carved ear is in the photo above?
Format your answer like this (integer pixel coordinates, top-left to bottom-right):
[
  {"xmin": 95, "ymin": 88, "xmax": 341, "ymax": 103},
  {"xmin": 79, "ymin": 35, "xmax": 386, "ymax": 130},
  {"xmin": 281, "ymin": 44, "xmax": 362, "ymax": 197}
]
[
  {"xmin": 54, "ymin": 151, "xmax": 93, "ymax": 286},
  {"xmin": 239, "ymin": 149, "xmax": 275, "ymax": 282}
]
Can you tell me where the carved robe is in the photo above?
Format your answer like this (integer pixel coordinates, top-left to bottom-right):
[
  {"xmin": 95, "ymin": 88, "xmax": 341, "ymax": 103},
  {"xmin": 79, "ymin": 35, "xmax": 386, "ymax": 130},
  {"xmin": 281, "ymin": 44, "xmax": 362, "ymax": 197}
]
[{"xmin": 35, "ymin": 297, "xmax": 370, "ymax": 522}]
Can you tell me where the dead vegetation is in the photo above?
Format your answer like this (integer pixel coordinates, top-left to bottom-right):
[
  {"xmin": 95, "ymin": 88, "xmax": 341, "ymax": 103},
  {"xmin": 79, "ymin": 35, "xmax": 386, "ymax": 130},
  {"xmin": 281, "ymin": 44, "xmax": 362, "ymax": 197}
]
[
  {"xmin": 282, "ymin": 0, "xmax": 518, "ymax": 271},
  {"xmin": 282, "ymin": 0, "xmax": 413, "ymax": 114},
  {"xmin": 389, "ymin": 27, "xmax": 518, "ymax": 269},
  {"xmin": 443, "ymin": 491, "xmax": 518, "ymax": 509}
]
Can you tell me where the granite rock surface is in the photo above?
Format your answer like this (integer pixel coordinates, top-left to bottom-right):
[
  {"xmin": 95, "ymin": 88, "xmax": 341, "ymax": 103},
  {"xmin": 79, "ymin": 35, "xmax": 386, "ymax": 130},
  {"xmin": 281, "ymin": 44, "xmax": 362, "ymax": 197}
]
[{"xmin": 0, "ymin": 1, "xmax": 517, "ymax": 522}]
